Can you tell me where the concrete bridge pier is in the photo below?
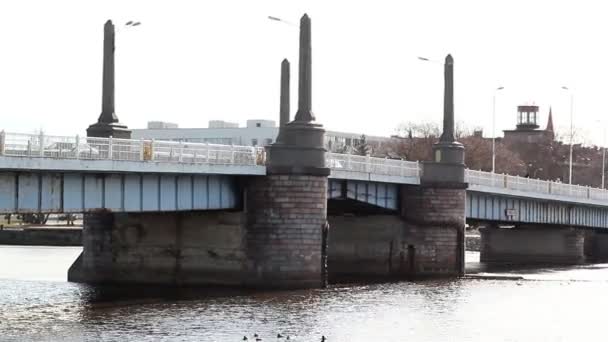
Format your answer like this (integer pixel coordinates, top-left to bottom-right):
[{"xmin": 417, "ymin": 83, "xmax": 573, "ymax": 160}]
[
  {"xmin": 68, "ymin": 210, "xmax": 248, "ymax": 285},
  {"xmin": 326, "ymin": 54, "xmax": 467, "ymax": 280},
  {"xmin": 479, "ymin": 227, "xmax": 587, "ymax": 264}
]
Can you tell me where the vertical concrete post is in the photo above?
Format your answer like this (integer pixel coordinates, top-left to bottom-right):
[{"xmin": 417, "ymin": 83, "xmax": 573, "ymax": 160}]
[
  {"xmin": 276, "ymin": 59, "xmax": 290, "ymax": 144},
  {"xmin": 39, "ymin": 131, "xmax": 45, "ymax": 157},
  {"xmin": 139, "ymin": 138, "xmax": 145, "ymax": 161},
  {"xmin": 108, "ymin": 136, "xmax": 113, "ymax": 160},
  {"xmin": 247, "ymin": 14, "xmax": 329, "ymax": 289},
  {"xmin": 87, "ymin": 20, "xmax": 131, "ymax": 139},
  {"xmin": 0, "ymin": 130, "xmax": 5, "ymax": 156},
  {"xmin": 75, "ymin": 135, "xmax": 81, "ymax": 159}
]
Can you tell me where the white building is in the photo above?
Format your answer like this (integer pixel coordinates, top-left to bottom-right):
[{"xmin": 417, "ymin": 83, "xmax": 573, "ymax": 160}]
[{"xmin": 131, "ymin": 119, "xmax": 391, "ymax": 153}]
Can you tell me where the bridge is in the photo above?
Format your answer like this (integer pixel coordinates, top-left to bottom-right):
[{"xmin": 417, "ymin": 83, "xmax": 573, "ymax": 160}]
[
  {"xmin": 2, "ymin": 128, "xmax": 608, "ymax": 280},
  {"xmin": 2, "ymin": 15, "xmax": 607, "ymax": 288}
]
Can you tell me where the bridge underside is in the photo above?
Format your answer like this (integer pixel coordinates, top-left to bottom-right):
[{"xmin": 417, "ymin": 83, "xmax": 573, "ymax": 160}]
[
  {"xmin": 0, "ymin": 172, "xmax": 240, "ymax": 213},
  {"xmin": 328, "ymin": 179, "xmax": 399, "ymax": 210}
]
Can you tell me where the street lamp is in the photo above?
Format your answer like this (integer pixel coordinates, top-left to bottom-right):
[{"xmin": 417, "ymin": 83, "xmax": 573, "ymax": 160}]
[
  {"xmin": 417, "ymin": 56, "xmax": 443, "ymax": 64},
  {"xmin": 561, "ymin": 86, "xmax": 574, "ymax": 184},
  {"xmin": 492, "ymin": 86, "xmax": 505, "ymax": 173},
  {"xmin": 268, "ymin": 16, "xmax": 297, "ymax": 27},
  {"xmin": 596, "ymin": 120, "xmax": 606, "ymax": 189}
]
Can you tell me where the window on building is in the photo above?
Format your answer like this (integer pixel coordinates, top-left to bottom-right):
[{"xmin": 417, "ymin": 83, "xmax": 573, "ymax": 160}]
[
  {"xmin": 264, "ymin": 138, "xmax": 273, "ymax": 145},
  {"xmin": 256, "ymin": 123, "xmax": 261, "ymax": 127},
  {"xmin": 252, "ymin": 138, "xmax": 258, "ymax": 146}
]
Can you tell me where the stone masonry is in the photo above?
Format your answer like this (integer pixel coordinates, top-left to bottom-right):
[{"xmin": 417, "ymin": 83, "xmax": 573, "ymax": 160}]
[
  {"xmin": 326, "ymin": 184, "xmax": 465, "ymax": 280},
  {"xmin": 400, "ymin": 184, "xmax": 466, "ymax": 276},
  {"xmin": 245, "ymin": 174, "xmax": 327, "ymax": 289},
  {"xmin": 69, "ymin": 210, "xmax": 247, "ymax": 285},
  {"xmin": 480, "ymin": 227, "xmax": 585, "ymax": 264}
]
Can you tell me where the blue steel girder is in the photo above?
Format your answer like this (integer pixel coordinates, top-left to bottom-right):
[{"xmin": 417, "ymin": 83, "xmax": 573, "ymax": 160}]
[
  {"xmin": 328, "ymin": 179, "xmax": 399, "ymax": 210},
  {"xmin": 466, "ymin": 190, "xmax": 608, "ymax": 229},
  {"xmin": 0, "ymin": 171, "xmax": 239, "ymax": 213}
]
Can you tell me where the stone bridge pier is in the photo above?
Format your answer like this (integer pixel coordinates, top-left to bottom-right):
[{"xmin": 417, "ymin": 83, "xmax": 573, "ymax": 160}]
[
  {"xmin": 70, "ymin": 14, "xmax": 330, "ymax": 289},
  {"xmin": 479, "ymin": 226, "xmax": 608, "ymax": 264},
  {"xmin": 326, "ymin": 54, "xmax": 467, "ymax": 280}
]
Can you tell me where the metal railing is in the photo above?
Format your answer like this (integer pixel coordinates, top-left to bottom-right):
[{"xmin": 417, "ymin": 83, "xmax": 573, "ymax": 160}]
[
  {"xmin": 0, "ymin": 131, "xmax": 264, "ymax": 166},
  {"xmin": 465, "ymin": 169, "xmax": 608, "ymax": 201},
  {"xmin": 2, "ymin": 130, "xmax": 608, "ymax": 203},
  {"xmin": 326, "ymin": 152, "xmax": 420, "ymax": 178}
]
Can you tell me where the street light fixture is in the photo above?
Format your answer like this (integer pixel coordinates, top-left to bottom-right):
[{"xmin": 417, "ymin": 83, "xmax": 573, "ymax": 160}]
[
  {"xmin": 561, "ymin": 86, "xmax": 574, "ymax": 185},
  {"xmin": 596, "ymin": 120, "xmax": 606, "ymax": 189},
  {"xmin": 492, "ymin": 86, "xmax": 505, "ymax": 173},
  {"xmin": 268, "ymin": 16, "xmax": 297, "ymax": 27}
]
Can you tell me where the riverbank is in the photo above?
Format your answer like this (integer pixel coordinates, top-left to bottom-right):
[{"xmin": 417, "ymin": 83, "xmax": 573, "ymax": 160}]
[{"xmin": 0, "ymin": 226, "xmax": 82, "ymax": 246}]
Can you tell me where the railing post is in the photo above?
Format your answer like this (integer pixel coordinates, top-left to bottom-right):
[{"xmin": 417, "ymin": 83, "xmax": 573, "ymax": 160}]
[
  {"xmin": 588, "ymin": 186, "xmax": 591, "ymax": 199},
  {"xmin": 108, "ymin": 136, "xmax": 113, "ymax": 160},
  {"xmin": 206, "ymin": 142, "xmax": 210, "ymax": 163},
  {"xmin": 366, "ymin": 154, "xmax": 371, "ymax": 173},
  {"xmin": 75, "ymin": 135, "xmax": 80, "ymax": 159},
  {"xmin": 39, "ymin": 131, "xmax": 44, "ymax": 157},
  {"xmin": 230, "ymin": 144, "xmax": 235, "ymax": 164},
  {"xmin": 27, "ymin": 140, "xmax": 32, "ymax": 157},
  {"xmin": 140, "ymin": 138, "xmax": 145, "ymax": 161},
  {"xmin": 503, "ymin": 174, "xmax": 507, "ymax": 188},
  {"xmin": 178, "ymin": 142, "xmax": 184, "ymax": 162},
  {"xmin": 0, "ymin": 130, "xmax": 5, "ymax": 156},
  {"xmin": 149, "ymin": 139, "xmax": 155, "ymax": 161},
  {"xmin": 548, "ymin": 181, "xmax": 552, "ymax": 194},
  {"xmin": 347, "ymin": 154, "xmax": 352, "ymax": 170}
]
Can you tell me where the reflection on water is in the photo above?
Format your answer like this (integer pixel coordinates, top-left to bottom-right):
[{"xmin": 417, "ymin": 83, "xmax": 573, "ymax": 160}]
[{"xmin": 1, "ymin": 246, "xmax": 608, "ymax": 341}]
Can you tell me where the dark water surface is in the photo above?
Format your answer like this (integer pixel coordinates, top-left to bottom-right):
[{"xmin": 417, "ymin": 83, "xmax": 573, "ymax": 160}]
[{"xmin": 1, "ymin": 246, "xmax": 607, "ymax": 341}]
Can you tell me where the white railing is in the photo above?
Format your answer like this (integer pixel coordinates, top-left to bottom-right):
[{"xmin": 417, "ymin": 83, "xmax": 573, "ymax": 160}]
[
  {"xmin": 3, "ymin": 130, "xmax": 608, "ymax": 203},
  {"xmin": 326, "ymin": 152, "xmax": 420, "ymax": 178},
  {"xmin": 465, "ymin": 169, "xmax": 608, "ymax": 201},
  {"xmin": 0, "ymin": 131, "xmax": 264, "ymax": 166}
]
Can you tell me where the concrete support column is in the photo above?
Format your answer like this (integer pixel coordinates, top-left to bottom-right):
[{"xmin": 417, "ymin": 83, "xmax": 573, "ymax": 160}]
[
  {"xmin": 245, "ymin": 175, "xmax": 327, "ymax": 288},
  {"xmin": 69, "ymin": 211, "xmax": 247, "ymax": 285},
  {"xmin": 582, "ymin": 230, "xmax": 608, "ymax": 262},
  {"xmin": 400, "ymin": 184, "xmax": 466, "ymax": 276},
  {"xmin": 479, "ymin": 227, "xmax": 586, "ymax": 264}
]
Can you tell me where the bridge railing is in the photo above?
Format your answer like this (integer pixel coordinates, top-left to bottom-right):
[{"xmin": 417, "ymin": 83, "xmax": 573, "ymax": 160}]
[
  {"xmin": 0, "ymin": 131, "xmax": 263, "ymax": 166},
  {"xmin": 466, "ymin": 169, "xmax": 608, "ymax": 201},
  {"xmin": 326, "ymin": 153, "xmax": 420, "ymax": 178}
]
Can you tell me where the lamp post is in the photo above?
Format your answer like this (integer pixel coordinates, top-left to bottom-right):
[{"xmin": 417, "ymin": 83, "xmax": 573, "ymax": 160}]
[
  {"xmin": 602, "ymin": 131, "xmax": 606, "ymax": 189},
  {"xmin": 492, "ymin": 86, "xmax": 504, "ymax": 173},
  {"xmin": 599, "ymin": 122, "xmax": 606, "ymax": 189},
  {"xmin": 561, "ymin": 86, "xmax": 574, "ymax": 185}
]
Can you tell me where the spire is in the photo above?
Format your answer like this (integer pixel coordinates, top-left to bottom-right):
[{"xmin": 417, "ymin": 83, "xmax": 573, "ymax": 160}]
[
  {"xmin": 280, "ymin": 59, "xmax": 290, "ymax": 128},
  {"xmin": 294, "ymin": 14, "xmax": 315, "ymax": 122},
  {"xmin": 86, "ymin": 19, "xmax": 131, "ymax": 139},
  {"xmin": 546, "ymin": 106, "xmax": 554, "ymax": 132},
  {"xmin": 440, "ymin": 54, "xmax": 455, "ymax": 143}
]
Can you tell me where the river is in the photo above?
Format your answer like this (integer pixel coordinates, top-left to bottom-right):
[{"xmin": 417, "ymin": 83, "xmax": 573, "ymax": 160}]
[{"xmin": 1, "ymin": 245, "xmax": 607, "ymax": 341}]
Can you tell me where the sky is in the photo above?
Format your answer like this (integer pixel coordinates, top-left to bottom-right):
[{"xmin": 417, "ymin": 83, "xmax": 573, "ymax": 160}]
[{"xmin": 0, "ymin": 0, "xmax": 606, "ymax": 145}]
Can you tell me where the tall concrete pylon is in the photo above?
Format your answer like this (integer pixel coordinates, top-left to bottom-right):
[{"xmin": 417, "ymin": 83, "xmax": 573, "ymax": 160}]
[{"xmin": 87, "ymin": 20, "xmax": 131, "ymax": 139}]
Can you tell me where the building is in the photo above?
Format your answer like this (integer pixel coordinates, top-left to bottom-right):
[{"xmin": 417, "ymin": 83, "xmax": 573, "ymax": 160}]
[
  {"xmin": 146, "ymin": 121, "xmax": 179, "ymax": 129},
  {"xmin": 502, "ymin": 105, "xmax": 554, "ymax": 145},
  {"xmin": 131, "ymin": 119, "xmax": 391, "ymax": 153}
]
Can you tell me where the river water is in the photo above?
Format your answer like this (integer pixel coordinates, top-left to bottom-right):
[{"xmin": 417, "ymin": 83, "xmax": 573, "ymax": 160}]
[{"xmin": 1, "ymin": 246, "xmax": 607, "ymax": 341}]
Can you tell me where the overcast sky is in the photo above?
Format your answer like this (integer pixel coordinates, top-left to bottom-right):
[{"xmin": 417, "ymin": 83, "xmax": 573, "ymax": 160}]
[{"xmin": 0, "ymin": 0, "xmax": 606, "ymax": 144}]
